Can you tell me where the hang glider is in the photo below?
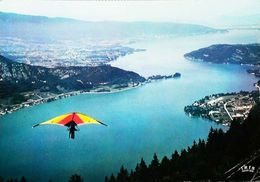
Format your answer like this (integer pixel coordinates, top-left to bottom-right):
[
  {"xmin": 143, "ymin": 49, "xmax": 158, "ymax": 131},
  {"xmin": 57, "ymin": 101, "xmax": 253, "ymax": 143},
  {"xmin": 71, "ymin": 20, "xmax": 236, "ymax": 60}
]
[{"xmin": 33, "ymin": 112, "xmax": 107, "ymax": 139}]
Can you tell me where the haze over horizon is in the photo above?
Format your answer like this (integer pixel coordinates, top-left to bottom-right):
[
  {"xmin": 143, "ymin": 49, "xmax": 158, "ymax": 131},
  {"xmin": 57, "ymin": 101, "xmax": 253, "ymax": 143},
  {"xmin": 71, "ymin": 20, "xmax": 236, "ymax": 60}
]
[{"xmin": 0, "ymin": 0, "xmax": 260, "ymax": 28}]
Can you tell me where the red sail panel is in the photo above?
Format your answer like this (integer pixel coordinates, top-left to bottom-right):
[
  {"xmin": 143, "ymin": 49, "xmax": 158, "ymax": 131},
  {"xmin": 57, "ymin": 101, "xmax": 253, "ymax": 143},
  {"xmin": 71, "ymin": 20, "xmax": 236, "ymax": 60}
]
[
  {"xmin": 57, "ymin": 114, "xmax": 73, "ymax": 125},
  {"xmin": 73, "ymin": 114, "xmax": 84, "ymax": 124}
]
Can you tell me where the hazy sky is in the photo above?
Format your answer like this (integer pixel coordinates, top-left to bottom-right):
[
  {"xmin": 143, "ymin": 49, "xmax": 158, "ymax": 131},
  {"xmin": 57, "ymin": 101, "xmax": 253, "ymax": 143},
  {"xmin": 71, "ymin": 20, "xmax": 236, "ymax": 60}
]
[{"xmin": 1, "ymin": 0, "xmax": 260, "ymax": 27}]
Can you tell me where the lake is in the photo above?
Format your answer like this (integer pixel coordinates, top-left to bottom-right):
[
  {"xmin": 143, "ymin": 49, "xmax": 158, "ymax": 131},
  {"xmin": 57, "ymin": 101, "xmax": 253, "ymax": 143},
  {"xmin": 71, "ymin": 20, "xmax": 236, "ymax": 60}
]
[{"xmin": 0, "ymin": 29, "xmax": 259, "ymax": 182}]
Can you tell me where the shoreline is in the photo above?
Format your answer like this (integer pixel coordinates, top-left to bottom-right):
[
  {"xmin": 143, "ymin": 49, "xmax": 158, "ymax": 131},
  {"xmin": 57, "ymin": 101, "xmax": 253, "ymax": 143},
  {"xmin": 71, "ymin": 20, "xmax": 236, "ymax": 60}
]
[
  {"xmin": 0, "ymin": 82, "xmax": 146, "ymax": 117},
  {"xmin": 0, "ymin": 73, "xmax": 181, "ymax": 117},
  {"xmin": 184, "ymin": 91, "xmax": 259, "ymax": 126}
]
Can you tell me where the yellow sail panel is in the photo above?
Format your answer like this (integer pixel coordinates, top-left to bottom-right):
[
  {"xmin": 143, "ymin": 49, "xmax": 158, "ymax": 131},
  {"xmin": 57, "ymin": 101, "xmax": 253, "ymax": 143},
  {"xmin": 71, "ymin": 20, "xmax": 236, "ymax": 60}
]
[
  {"xmin": 40, "ymin": 113, "xmax": 71, "ymax": 125},
  {"xmin": 77, "ymin": 113, "xmax": 101, "ymax": 125}
]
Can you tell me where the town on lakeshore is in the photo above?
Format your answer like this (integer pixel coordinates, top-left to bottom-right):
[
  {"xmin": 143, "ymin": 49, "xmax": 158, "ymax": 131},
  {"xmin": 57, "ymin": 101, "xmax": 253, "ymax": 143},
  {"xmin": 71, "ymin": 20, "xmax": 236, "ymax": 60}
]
[
  {"xmin": 184, "ymin": 87, "xmax": 260, "ymax": 126},
  {"xmin": 0, "ymin": 82, "xmax": 141, "ymax": 116}
]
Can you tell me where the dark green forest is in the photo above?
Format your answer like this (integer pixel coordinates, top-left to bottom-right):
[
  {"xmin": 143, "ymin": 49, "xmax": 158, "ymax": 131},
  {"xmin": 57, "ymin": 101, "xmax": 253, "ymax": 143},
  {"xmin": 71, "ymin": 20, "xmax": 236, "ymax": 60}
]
[{"xmin": 106, "ymin": 101, "xmax": 260, "ymax": 182}]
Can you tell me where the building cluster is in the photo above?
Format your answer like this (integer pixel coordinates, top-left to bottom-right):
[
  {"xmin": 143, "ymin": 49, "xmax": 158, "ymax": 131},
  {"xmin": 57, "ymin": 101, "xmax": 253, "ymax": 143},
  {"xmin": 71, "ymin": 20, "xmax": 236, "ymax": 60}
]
[
  {"xmin": 0, "ymin": 91, "xmax": 81, "ymax": 116},
  {"xmin": 0, "ymin": 37, "xmax": 137, "ymax": 67},
  {"xmin": 0, "ymin": 82, "xmax": 141, "ymax": 116},
  {"xmin": 184, "ymin": 92, "xmax": 256, "ymax": 125}
]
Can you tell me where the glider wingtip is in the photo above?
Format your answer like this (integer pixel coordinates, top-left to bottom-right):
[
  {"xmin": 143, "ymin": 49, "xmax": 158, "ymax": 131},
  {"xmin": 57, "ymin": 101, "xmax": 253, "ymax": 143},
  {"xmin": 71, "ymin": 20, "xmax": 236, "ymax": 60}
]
[
  {"xmin": 98, "ymin": 120, "xmax": 108, "ymax": 126},
  {"xmin": 32, "ymin": 123, "xmax": 40, "ymax": 128}
]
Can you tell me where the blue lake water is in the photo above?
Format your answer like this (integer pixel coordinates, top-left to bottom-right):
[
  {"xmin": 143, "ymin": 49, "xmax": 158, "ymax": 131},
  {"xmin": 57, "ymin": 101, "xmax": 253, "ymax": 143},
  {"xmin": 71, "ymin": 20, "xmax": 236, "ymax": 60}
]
[{"xmin": 0, "ymin": 29, "xmax": 259, "ymax": 182}]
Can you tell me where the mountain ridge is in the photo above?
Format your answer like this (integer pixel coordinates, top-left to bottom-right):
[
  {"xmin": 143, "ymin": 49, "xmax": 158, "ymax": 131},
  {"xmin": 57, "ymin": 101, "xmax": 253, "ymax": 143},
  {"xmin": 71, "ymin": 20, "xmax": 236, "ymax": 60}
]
[
  {"xmin": 0, "ymin": 11, "xmax": 222, "ymax": 27},
  {"xmin": 0, "ymin": 11, "xmax": 225, "ymax": 40},
  {"xmin": 184, "ymin": 44, "xmax": 260, "ymax": 65},
  {"xmin": 0, "ymin": 55, "xmax": 145, "ymax": 96}
]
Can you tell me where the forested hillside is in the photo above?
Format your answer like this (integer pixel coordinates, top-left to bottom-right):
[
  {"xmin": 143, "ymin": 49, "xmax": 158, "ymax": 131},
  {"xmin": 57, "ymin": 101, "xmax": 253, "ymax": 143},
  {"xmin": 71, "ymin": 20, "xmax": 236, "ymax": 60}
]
[{"xmin": 106, "ymin": 101, "xmax": 260, "ymax": 182}]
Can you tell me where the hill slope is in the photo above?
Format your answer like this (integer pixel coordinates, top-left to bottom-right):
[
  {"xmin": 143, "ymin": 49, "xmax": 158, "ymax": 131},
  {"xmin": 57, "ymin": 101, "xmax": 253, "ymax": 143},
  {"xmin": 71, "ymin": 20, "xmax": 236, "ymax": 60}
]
[
  {"xmin": 184, "ymin": 44, "xmax": 260, "ymax": 65},
  {"xmin": 0, "ymin": 55, "xmax": 145, "ymax": 96}
]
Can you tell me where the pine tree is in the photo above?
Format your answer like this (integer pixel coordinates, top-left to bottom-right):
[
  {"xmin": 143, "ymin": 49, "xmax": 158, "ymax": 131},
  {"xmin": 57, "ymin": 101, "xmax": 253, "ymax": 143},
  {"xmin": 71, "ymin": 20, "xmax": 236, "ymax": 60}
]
[
  {"xmin": 170, "ymin": 150, "xmax": 180, "ymax": 172},
  {"xmin": 104, "ymin": 176, "xmax": 109, "ymax": 182},
  {"xmin": 149, "ymin": 153, "xmax": 160, "ymax": 180},
  {"xmin": 135, "ymin": 158, "xmax": 148, "ymax": 181},
  {"xmin": 20, "ymin": 176, "xmax": 26, "ymax": 182},
  {"xmin": 140, "ymin": 158, "xmax": 147, "ymax": 170},
  {"xmin": 109, "ymin": 174, "xmax": 116, "ymax": 182},
  {"xmin": 68, "ymin": 174, "xmax": 84, "ymax": 182},
  {"xmin": 171, "ymin": 150, "xmax": 179, "ymax": 161},
  {"xmin": 161, "ymin": 156, "xmax": 171, "ymax": 178},
  {"xmin": 150, "ymin": 153, "xmax": 159, "ymax": 169},
  {"xmin": 117, "ymin": 166, "xmax": 128, "ymax": 182},
  {"xmin": 129, "ymin": 170, "xmax": 134, "ymax": 179}
]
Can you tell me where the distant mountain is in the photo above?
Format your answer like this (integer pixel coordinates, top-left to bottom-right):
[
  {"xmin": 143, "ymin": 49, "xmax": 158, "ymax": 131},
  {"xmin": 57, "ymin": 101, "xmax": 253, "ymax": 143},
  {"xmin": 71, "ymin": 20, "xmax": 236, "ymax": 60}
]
[
  {"xmin": 0, "ymin": 12, "xmax": 224, "ymax": 40},
  {"xmin": 0, "ymin": 11, "xmax": 79, "ymax": 23},
  {"xmin": 0, "ymin": 55, "xmax": 145, "ymax": 97},
  {"xmin": 184, "ymin": 44, "xmax": 260, "ymax": 65}
]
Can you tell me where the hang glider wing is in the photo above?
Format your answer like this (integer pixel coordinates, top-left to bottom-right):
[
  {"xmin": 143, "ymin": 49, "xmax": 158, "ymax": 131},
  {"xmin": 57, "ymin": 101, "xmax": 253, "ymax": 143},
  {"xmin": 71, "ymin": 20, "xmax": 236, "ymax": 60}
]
[
  {"xmin": 33, "ymin": 112, "xmax": 107, "ymax": 128},
  {"xmin": 76, "ymin": 113, "xmax": 107, "ymax": 126}
]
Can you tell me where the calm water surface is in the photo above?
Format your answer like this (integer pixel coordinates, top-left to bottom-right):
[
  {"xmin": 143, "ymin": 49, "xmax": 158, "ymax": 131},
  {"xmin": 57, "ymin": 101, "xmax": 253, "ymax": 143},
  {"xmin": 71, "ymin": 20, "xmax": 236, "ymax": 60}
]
[{"xmin": 0, "ymin": 29, "xmax": 259, "ymax": 182}]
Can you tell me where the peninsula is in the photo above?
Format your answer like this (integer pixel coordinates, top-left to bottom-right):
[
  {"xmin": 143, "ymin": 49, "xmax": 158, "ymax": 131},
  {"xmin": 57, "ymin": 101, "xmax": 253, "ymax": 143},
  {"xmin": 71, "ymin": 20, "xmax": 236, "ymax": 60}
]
[
  {"xmin": 184, "ymin": 91, "xmax": 259, "ymax": 125},
  {"xmin": 184, "ymin": 44, "xmax": 260, "ymax": 77}
]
